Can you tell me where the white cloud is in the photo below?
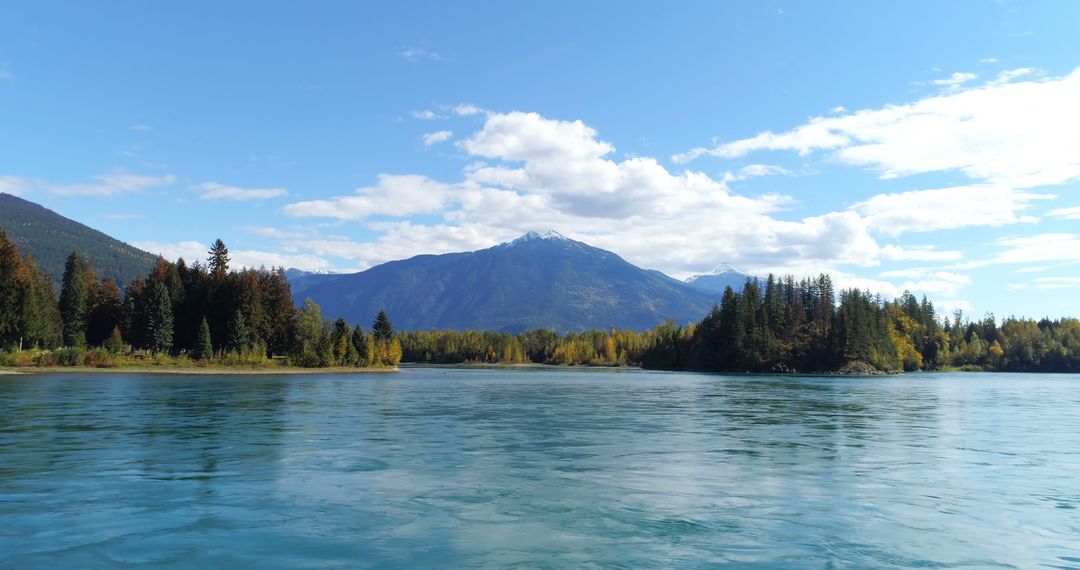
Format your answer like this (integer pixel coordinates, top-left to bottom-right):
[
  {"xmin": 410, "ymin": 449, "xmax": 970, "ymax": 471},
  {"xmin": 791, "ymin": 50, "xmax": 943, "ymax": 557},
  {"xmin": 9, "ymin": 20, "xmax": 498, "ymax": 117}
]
[
  {"xmin": 0, "ymin": 175, "xmax": 29, "ymax": 196},
  {"xmin": 195, "ymin": 182, "xmax": 287, "ymax": 201},
  {"xmin": 990, "ymin": 67, "xmax": 1036, "ymax": 85},
  {"xmin": 0, "ymin": 66, "xmax": 12, "ymax": 81},
  {"xmin": 411, "ymin": 110, "xmax": 446, "ymax": 120},
  {"xmin": 979, "ymin": 57, "xmax": 999, "ymax": 64},
  {"xmin": 1048, "ymin": 206, "xmax": 1080, "ymax": 219},
  {"xmin": 397, "ymin": 48, "xmax": 442, "ymax": 62},
  {"xmin": 930, "ymin": 71, "xmax": 977, "ymax": 87},
  {"xmin": 985, "ymin": 234, "xmax": 1080, "ymax": 266},
  {"xmin": 132, "ymin": 240, "xmax": 335, "ymax": 272},
  {"xmin": 46, "ymin": 171, "xmax": 175, "ymax": 196},
  {"xmin": 675, "ymin": 66, "xmax": 1080, "ymax": 189},
  {"xmin": 283, "ymin": 174, "xmax": 452, "ymax": 221},
  {"xmin": 422, "ymin": 130, "xmax": 453, "ymax": 146},
  {"xmin": 852, "ymin": 184, "xmax": 1052, "ymax": 236},
  {"xmin": 722, "ymin": 164, "xmax": 791, "ymax": 183},
  {"xmin": 130, "ymin": 124, "xmax": 154, "ymax": 133},
  {"xmin": 454, "ymin": 103, "xmax": 485, "ymax": 116},
  {"xmin": 283, "ymin": 110, "xmax": 944, "ymax": 278},
  {"xmin": 1009, "ymin": 277, "xmax": 1080, "ymax": 290}
]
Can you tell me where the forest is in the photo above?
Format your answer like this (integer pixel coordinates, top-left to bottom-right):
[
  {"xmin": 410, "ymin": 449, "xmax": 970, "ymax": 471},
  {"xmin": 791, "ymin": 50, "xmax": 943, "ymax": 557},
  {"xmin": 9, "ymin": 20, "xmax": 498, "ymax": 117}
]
[
  {"xmin": 2, "ymin": 229, "xmax": 1079, "ymax": 373},
  {"xmin": 400, "ymin": 275, "xmax": 1080, "ymax": 373},
  {"xmin": 0, "ymin": 231, "xmax": 400, "ymax": 369}
]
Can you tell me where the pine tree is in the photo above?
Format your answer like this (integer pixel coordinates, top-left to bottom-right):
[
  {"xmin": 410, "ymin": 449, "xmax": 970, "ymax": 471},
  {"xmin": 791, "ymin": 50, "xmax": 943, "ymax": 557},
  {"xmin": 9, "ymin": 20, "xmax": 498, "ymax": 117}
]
[
  {"xmin": 59, "ymin": 251, "xmax": 91, "ymax": 347},
  {"xmin": 193, "ymin": 317, "xmax": 213, "ymax": 360},
  {"xmin": 207, "ymin": 239, "xmax": 230, "ymax": 277},
  {"xmin": 372, "ymin": 310, "xmax": 394, "ymax": 341},
  {"xmin": 226, "ymin": 309, "xmax": 250, "ymax": 353},
  {"xmin": 147, "ymin": 283, "xmax": 174, "ymax": 353}
]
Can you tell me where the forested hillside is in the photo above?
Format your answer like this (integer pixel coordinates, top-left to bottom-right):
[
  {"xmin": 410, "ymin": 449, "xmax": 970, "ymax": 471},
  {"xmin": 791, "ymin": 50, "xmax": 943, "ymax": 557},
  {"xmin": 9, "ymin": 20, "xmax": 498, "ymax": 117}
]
[{"xmin": 0, "ymin": 193, "xmax": 157, "ymax": 287}]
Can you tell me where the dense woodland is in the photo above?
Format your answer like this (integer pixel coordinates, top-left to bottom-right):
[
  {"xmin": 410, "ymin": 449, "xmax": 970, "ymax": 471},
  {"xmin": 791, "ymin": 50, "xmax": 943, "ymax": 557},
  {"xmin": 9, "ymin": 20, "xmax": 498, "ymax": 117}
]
[
  {"xmin": 0, "ymin": 231, "xmax": 400, "ymax": 368},
  {"xmin": 2, "ymin": 229, "xmax": 1079, "ymax": 373},
  {"xmin": 401, "ymin": 275, "xmax": 1080, "ymax": 373}
]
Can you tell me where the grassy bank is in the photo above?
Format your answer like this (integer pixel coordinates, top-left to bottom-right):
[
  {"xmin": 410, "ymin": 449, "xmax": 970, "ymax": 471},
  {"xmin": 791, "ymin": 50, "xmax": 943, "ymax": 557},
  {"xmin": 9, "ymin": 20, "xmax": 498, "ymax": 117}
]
[{"xmin": 0, "ymin": 348, "xmax": 397, "ymax": 374}]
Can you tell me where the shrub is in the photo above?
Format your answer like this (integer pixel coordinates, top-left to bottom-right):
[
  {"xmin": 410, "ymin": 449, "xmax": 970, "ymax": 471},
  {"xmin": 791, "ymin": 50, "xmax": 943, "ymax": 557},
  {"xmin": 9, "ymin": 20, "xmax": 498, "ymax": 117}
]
[
  {"xmin": 85, "ymin": 348, "xmax": 119, "ymax": 368},
  {"xmin": 54, "ymin": 347, "xmax": 87, "ymax": 367}
]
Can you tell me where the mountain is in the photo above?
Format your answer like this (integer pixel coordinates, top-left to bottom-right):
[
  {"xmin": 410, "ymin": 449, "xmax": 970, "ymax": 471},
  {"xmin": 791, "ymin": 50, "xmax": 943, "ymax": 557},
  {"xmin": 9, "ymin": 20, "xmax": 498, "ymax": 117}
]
[
  {"xmin": 290, "ymin": 231, "xmax": 719, "ymax": 332},
  {"xmin": 684, "ymin": 263, "xmax": 756, "ymax": 294},
  {"xmin": 0, "ymin": 193, "xmax": 158, "ymax": 286},
  {"xmin": 285, "ymin": 268, "xmax": 337, "ymax": 295}
]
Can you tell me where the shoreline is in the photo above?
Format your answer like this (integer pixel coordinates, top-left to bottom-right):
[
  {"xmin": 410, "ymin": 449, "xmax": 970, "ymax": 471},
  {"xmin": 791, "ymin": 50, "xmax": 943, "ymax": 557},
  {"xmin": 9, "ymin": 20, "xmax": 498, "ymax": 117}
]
[{"xmin": 0, "ymin": 366, "xmax": 398, "ymax": 376}]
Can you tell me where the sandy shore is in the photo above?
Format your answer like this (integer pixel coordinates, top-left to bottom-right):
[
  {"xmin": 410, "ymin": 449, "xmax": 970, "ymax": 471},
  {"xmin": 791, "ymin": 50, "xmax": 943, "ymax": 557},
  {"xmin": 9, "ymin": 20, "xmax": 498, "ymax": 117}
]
[{"xmin": 0, "ymin": 366, "xmax": 398, "ymax": 375}]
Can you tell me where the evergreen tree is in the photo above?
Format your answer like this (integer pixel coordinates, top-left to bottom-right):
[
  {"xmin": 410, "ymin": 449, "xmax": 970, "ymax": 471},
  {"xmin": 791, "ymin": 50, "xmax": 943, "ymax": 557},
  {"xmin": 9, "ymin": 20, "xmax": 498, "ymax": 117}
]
[
  {"xmin": 104, "ymin": 326, "xmax": 125, "ymax": 354},
  {"xmin": 372, "ymin": 310, "xmax": 394, "ymax": 341},
  {"xmin": 226, "ymin": 309, "xmax": 250, "ymax": 352},
  {"xmin": 59, "ymin": 251, "xmax": 91, "ymax": 347},
  {"xmin": 193, "ymin": 317, "xmax": 213, "ymax": 360},
  {"xmin": 332, "ymin": 317, "xmax": 350, "ymax": 366},
  {"xmin": 207, "ymin": 239, "xmax": 230, "ymax": 277},
  {"xmin": 0, "ymin": 231, "xmax": 28, "ymax": 349},
  {"xmin": 147, "ymin": 283, "xmax": 174, "ymax": 353}
]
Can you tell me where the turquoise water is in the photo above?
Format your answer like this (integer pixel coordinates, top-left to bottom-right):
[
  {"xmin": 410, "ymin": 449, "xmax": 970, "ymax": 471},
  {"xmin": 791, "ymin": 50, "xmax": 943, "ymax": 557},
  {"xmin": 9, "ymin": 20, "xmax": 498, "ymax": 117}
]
[{"xmin": 1, "ymin": 368, "xmax": 1079, "ymax": 568}]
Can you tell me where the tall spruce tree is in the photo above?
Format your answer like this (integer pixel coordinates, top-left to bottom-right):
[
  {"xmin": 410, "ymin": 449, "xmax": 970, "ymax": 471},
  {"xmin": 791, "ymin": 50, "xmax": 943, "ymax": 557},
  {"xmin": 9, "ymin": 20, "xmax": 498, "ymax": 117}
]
[
  {"xmin": 59, "ymin": 252, "xmax": 91, "ymax": 347},
  {"xmin": 147, "ymin": 283, "xmax": 174, "ymax": 353},
  {"xmin": 226, "ymin": 309, "xmax": 250, "ymax": 352},
  {"xmin": 194, "ymin": 317, "xmax": 213, "ymax": 360},
  {"xmin": 207, "ymin": 239, "xmax": 230, "ymax": 277},
  {"xmin": 372, "ymin": 310, "xmax": 394, "ymax": 341}
]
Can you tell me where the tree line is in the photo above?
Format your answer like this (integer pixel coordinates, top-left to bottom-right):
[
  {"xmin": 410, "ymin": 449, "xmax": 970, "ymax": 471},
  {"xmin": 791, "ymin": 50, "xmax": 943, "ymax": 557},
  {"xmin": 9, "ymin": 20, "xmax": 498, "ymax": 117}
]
[
  {"xmin": 401, "ymin": 275, "xmax": 1080, "ymax": 373},
  {"xmin": 0, "ymin": 232, "xmax": 400, "ymax": 368}
]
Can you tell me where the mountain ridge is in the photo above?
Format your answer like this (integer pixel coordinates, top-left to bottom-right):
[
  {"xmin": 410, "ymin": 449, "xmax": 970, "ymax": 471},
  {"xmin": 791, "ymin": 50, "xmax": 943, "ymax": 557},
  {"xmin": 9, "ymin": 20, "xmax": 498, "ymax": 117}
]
[
  {"xmin": 290, "ymin": 232, "xmax": 720, "ymax": 332},
  {"xmin": 0, "ymin": 192, "xmax": 159, "ymax": 287}
]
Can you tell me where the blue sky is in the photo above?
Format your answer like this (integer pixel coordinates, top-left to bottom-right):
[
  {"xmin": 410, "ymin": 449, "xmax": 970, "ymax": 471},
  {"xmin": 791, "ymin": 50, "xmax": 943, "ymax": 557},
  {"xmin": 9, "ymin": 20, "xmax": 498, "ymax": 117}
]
[{"xmin": 2, "ymin": 1, "xmax": 1079, "ymax": 319}]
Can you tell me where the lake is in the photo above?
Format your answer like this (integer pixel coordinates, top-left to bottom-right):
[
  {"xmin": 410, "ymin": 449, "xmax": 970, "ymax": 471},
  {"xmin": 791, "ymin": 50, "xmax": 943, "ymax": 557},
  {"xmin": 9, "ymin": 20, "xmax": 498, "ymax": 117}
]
[{"xmin": 1, "ymin": 367, "xmax": 1079, "ymax": 568}]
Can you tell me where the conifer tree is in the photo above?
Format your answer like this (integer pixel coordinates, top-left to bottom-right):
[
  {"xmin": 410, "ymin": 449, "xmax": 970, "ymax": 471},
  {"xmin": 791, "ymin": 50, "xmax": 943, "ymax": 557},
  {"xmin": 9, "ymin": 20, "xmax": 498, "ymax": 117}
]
[
  {"xmin": 59, "ymin": 252, "xmax": 91, "ymax": 347},
  {"xmin": 207, "ymin": 239, "xmax": 230, "ymax": 277},
  {"xmin": 226, "ymin": 309, "xmax": 250, "ymax": 353},
  {"xmin": 194, "ymin": 317, "xmax": 213, "ymax": 360},
  {"xmin": 147, "ymin": 283, "xmax": 174, "ymax": 353},
  {"xmin": 372, "ymin": 310, "xmax": 394, "ymax": 341}
]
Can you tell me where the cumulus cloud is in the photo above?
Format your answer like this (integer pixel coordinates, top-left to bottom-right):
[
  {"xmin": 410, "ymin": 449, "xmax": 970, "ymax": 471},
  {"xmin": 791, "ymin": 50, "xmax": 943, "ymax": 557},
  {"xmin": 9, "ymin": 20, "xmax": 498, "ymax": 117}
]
[
  {"xmin": 422, "ymin": 130, "xmax": 453, "ymax": 146},
  {"xmin": 674, "ymin": 66, "xmax": 1080, "ymax": 189},
  {"xmin": 282, "ymin": 110, "xmax": 953, "ymax": 280},
  {"xmin": 283, "ymin": 174, "xmax": 452, "ymax": 221},
  {"xmin": 45, "ymin": 171, "xmax": 175, "ymax": 197},
  {"xmin": 195, "ymin": 182, "xmax": 287, "ymax": 201}
]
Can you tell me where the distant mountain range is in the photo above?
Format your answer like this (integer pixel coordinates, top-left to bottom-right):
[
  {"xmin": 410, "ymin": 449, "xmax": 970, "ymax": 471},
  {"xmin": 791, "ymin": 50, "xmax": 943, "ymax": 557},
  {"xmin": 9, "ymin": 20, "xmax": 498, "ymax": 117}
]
[
  {"xmin": 288, "ymin": 231, "xmax": 738, "ymax": 332},
  {"xmin": 0, "ymin": 192, "xmax": 158, "ymax": 287},
  {"xmin": 684, "ymin": 263, "xmax": 757, "ymax": 294}
]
